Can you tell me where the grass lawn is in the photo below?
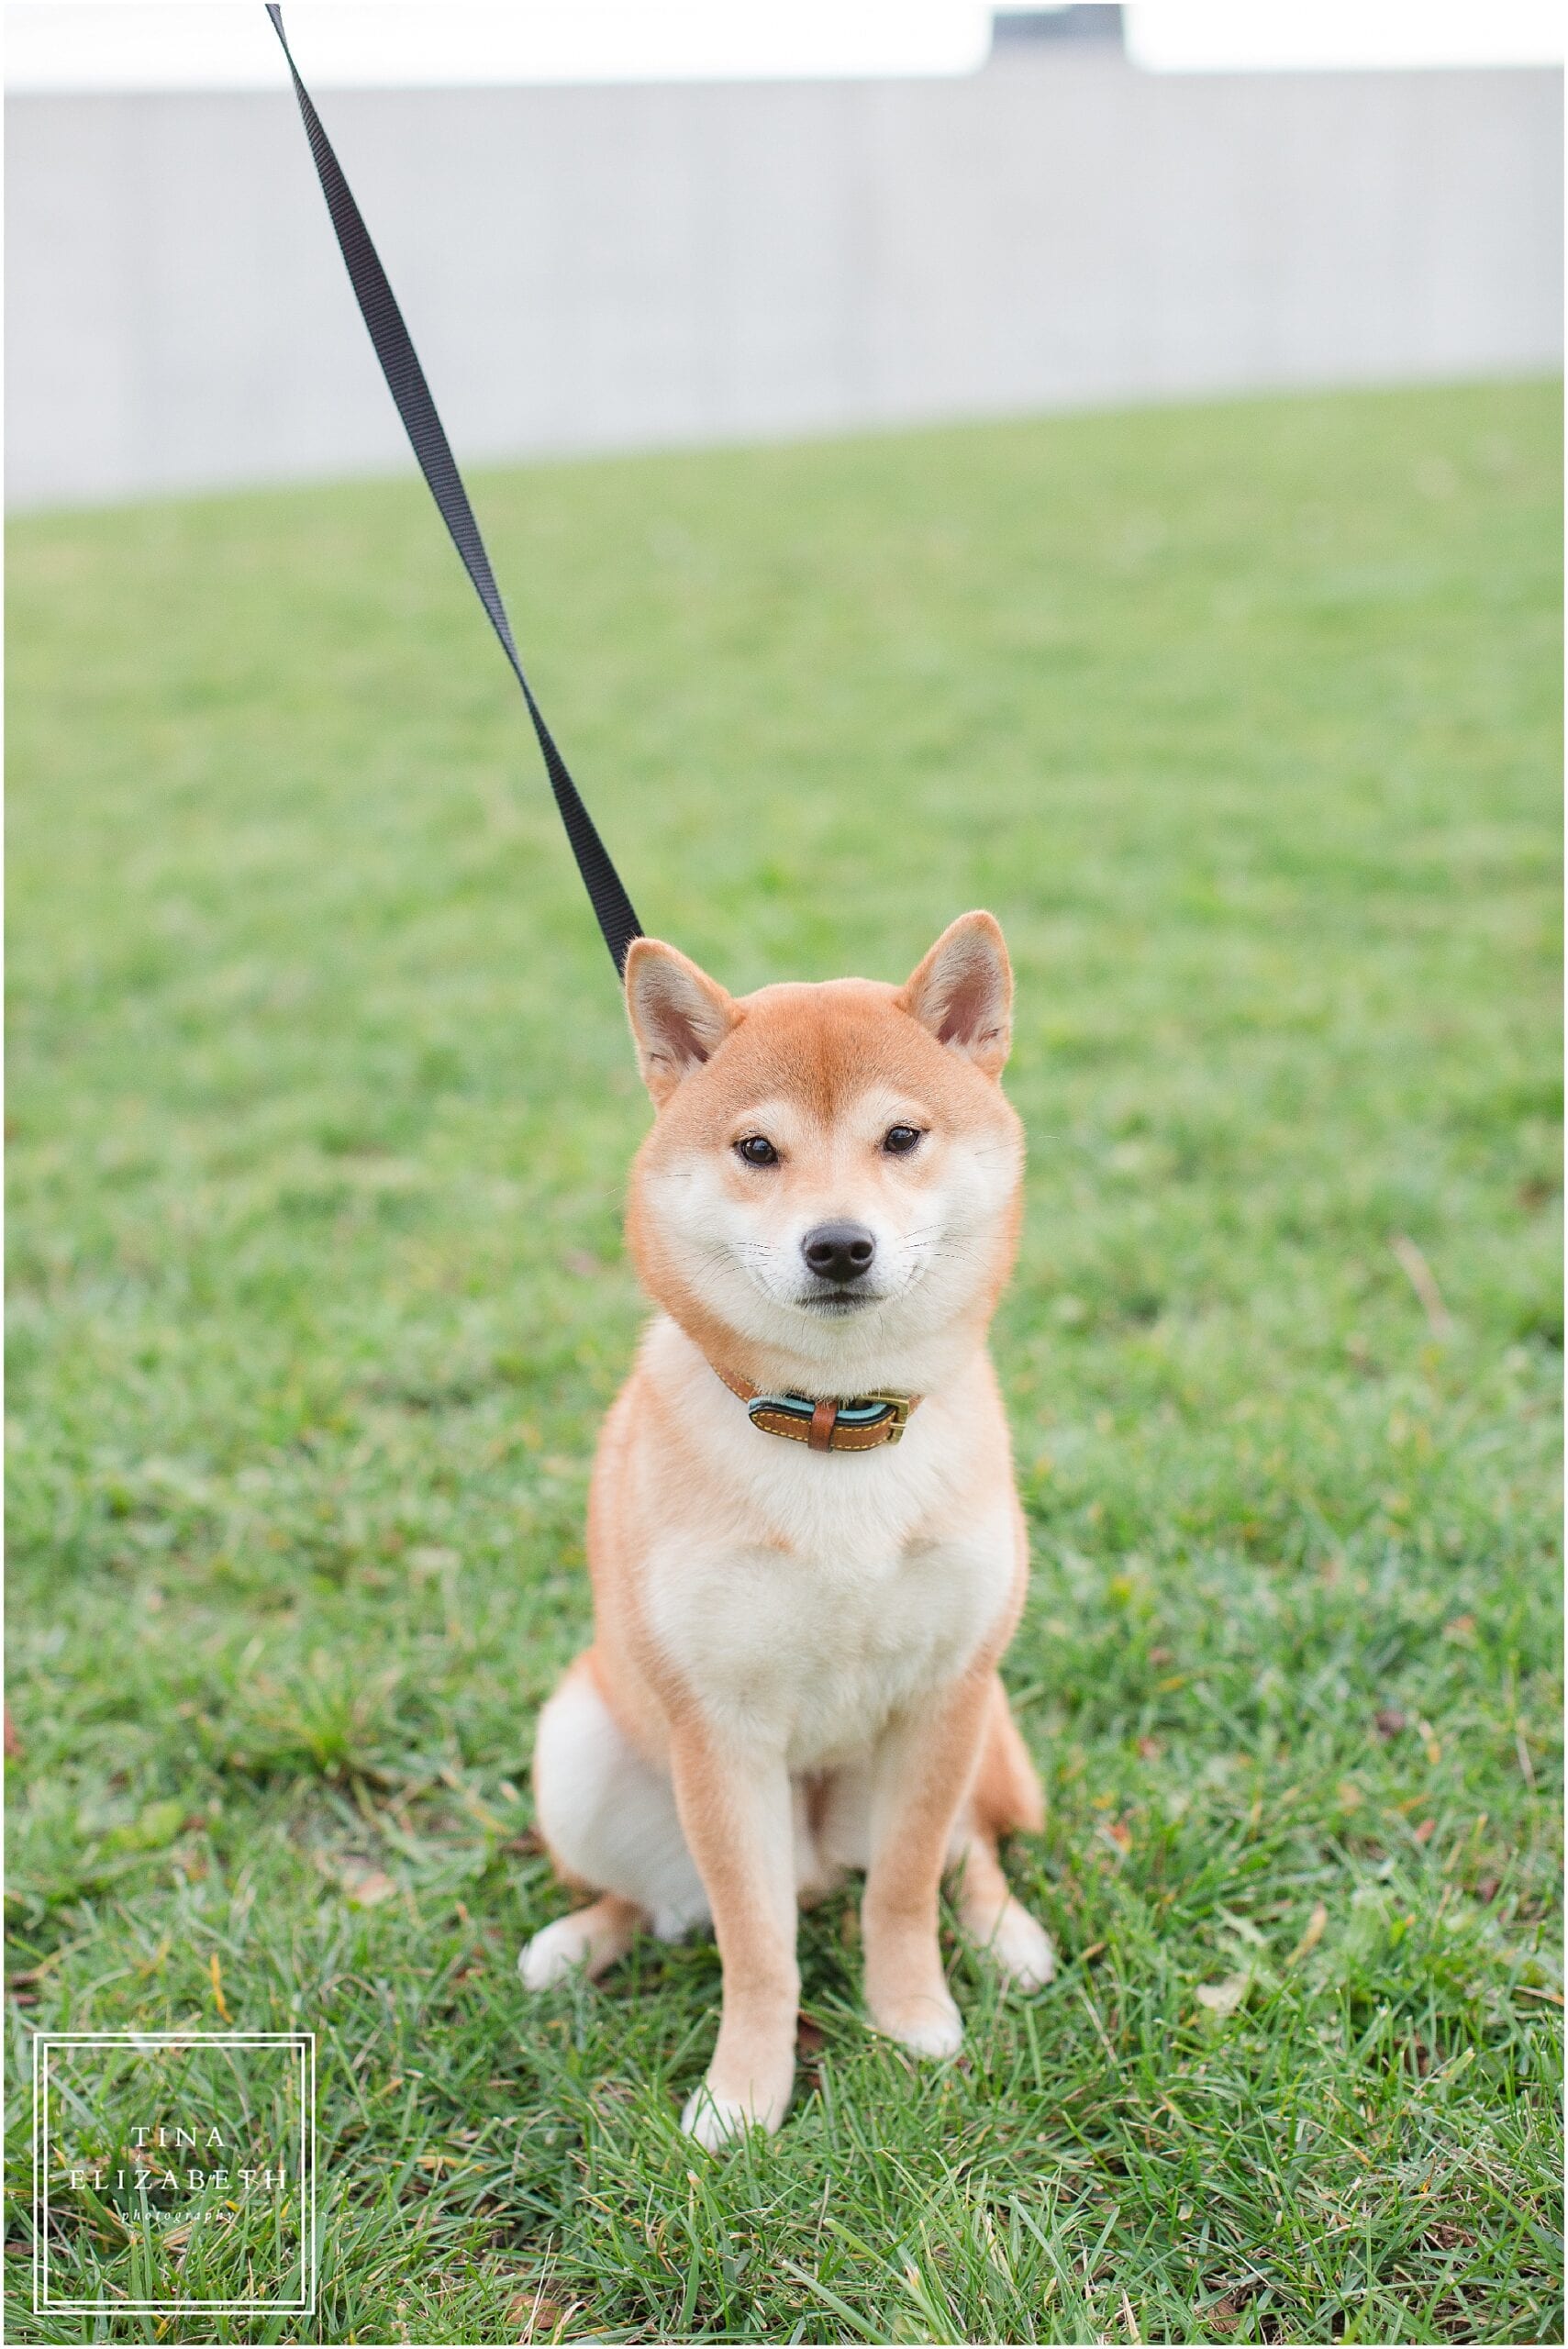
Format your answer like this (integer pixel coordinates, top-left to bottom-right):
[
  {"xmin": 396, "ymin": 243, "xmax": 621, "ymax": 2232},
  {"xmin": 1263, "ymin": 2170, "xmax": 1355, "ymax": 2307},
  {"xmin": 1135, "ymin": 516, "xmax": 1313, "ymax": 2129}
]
[{"xmin": 6, "ymin": 379, "xmax": 1562, "ymax": 2345}]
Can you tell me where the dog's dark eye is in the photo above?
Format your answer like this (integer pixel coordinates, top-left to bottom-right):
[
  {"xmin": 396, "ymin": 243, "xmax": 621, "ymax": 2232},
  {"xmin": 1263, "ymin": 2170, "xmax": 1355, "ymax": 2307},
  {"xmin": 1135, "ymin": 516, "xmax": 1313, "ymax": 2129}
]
[
  {"xmin": 735, "ymin": 1134, "xmax": 779, "ymax": 1167},
  {"xmin": 883, "ymin": 1125, "xmax": 923, "ymax": 1156}
]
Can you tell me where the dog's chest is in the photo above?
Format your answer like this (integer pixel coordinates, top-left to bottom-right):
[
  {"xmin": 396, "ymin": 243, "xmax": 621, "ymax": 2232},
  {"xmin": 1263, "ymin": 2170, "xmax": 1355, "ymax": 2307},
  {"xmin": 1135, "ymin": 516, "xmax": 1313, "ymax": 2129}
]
[{"xmin": 644, "ymin": 1467, "xmax": 1015, "ymax": 1769}]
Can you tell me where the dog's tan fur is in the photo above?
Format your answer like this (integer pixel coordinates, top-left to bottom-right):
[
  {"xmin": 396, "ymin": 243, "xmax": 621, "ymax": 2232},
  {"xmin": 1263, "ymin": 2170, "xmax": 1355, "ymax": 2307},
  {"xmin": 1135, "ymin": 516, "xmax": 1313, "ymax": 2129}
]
[{"xmin": 520, "ymin": 913, "xmax": 1051, "ymax": 2144}]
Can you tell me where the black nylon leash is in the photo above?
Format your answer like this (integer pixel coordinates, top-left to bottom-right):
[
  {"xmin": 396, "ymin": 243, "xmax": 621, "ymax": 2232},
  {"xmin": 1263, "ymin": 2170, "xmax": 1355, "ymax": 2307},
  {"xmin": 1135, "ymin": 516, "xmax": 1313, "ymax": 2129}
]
[{"xmin": 265, "ymin": 5, "xmax": 642, "ymax": 975}]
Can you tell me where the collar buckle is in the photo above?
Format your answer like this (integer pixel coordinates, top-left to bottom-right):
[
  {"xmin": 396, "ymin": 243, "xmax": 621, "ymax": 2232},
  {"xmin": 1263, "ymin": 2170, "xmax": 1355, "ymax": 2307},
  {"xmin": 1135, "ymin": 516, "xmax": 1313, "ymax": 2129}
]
[{"xmin": 860, "ymin": 1391, "xmax": 913, "ymax": 1444}]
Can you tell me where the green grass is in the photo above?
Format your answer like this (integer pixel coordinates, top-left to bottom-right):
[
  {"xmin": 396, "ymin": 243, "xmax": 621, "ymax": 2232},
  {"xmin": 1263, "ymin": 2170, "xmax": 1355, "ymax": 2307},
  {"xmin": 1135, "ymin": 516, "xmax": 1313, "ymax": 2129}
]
[{"xmin": 6, "ymin": 379, "xmax": 1562, "ymax": 2345}]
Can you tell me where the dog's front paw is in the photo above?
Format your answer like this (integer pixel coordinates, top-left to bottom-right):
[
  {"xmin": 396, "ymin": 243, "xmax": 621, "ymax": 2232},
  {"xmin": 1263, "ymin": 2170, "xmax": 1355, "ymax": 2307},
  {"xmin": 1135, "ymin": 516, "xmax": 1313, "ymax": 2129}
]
[
  {"xmin": 517, "ymin": 1916, "xmax": 588, "ymax": 1990},
  {"xmin": 518, "ymin": 1895, "xmax": 641, "ymax": 1989},
  {"xmin": 870, "ymin": 1987, "xmax": 963, "ymax": 2059},
  {"xmin": 984, "ymin": 1898, "xmax": 1055, "ymax": 1993},
  {"xmin": 682, "ymin": 2076, "xmax": 789, "ymax": 2150}
]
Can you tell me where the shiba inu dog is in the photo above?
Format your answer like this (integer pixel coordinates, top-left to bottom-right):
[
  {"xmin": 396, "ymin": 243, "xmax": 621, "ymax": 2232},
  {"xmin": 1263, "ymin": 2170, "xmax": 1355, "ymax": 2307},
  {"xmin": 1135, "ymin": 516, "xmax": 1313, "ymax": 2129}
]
[{"xmin": 519, "ymin": 911, "xmax": 1052, "ymax": 2145}]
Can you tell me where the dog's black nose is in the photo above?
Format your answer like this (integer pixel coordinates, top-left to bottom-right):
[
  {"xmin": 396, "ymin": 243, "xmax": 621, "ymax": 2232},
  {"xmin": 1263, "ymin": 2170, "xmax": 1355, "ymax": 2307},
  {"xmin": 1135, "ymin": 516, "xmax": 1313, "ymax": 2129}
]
[{"xmin": 802, "ymin": 1222, "xmax": 876, "ymax": 1284}]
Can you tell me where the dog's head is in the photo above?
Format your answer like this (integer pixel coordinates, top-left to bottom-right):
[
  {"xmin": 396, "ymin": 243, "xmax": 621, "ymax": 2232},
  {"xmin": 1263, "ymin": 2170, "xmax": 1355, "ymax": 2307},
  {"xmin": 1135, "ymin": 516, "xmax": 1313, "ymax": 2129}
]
[{"xmin": 622, "ymin": 914, "xmax": 1024, "ymax": 1385}]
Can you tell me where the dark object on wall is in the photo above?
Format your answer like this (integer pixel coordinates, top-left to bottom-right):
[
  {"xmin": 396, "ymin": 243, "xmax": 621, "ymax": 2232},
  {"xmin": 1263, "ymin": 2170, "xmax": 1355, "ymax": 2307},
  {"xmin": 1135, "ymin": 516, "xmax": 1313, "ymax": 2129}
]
[{"xmin": 989, "ymin": 6, "xmax": 1125, "ymax": 60}]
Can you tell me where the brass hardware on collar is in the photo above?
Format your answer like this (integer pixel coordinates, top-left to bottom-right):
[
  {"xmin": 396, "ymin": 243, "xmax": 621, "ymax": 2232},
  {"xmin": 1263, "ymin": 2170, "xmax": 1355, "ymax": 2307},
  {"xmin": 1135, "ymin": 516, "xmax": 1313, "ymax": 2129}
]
[{"xmin": 861, "ymin": 1391, "xmax": 913, "ymax": 1444}]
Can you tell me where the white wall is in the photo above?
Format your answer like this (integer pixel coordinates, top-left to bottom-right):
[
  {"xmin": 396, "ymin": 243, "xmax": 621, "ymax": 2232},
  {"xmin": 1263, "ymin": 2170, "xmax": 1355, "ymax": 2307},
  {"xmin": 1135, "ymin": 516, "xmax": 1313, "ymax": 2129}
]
[{"xmin": 6, "ymin": 57, "xmax": 1561, "ymax": 509}]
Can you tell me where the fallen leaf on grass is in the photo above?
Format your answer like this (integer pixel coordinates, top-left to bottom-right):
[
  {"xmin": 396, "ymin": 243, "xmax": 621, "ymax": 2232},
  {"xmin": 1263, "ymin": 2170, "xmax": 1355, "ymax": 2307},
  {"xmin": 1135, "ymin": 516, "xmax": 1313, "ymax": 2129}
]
[
  {"xmin": 1390, "ymin": 1233, "xmax": 1452, "ymax": 1338},
  {"xmin": 1195, "ymin": 1974, "xmax": 1250, "ymax": 2019},
  {"xmin": 339, "ymin": 1863, "xmax": 396, "ymax": 1908},
  {"xmin": 507, "ymin": 2287, "xmax": 570, "ymax": 2341},
  {"xmin": 796, "ymin": 2011, "xmax": 827, "ymax": 2093},
  {"xmin": 1286, "ymin": 1901, "xmax": 1329, "ymax": 1965},
  {"xmin": 1413, "ymin": 1818, "xmax": 1437, "ymax": 1845},
  {"xmin": 1204, "ymin": 2286, "xmax": 1257, "ymax": 2337}
]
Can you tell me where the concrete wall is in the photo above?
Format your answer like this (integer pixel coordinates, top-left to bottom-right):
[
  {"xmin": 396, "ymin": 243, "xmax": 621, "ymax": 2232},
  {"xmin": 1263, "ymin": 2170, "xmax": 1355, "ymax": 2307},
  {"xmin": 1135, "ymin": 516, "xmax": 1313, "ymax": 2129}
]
[{"xmin": 6, "ymin": 58, "xmax": 1561, "ymax": 509}]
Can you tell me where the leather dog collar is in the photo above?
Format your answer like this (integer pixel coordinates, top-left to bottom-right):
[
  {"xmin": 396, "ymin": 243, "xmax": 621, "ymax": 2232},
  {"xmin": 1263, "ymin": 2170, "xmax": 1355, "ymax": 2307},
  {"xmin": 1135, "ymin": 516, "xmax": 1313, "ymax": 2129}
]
[{"xmin": 709, "ymin": 1363, "xmax": 918, "ymax": 1453}]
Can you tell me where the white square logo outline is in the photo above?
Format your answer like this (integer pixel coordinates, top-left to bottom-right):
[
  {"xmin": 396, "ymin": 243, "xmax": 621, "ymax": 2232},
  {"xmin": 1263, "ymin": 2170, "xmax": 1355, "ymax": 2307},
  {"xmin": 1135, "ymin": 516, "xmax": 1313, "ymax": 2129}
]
[{"xmin": 31, "ymin": 2030, "xmax": 317, "ymax": 2316}]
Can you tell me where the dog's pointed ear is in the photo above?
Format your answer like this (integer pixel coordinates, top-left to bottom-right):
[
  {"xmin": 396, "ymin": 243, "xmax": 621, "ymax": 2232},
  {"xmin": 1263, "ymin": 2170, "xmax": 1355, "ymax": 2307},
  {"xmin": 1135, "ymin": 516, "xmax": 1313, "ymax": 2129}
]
[
  {"xmin": 898, "ymin": 911, "xmax": 1013, "ymax": 1077},
  {"xmin": 625, "ymin": 938, "xmax": 740, "ymax": 1106}
]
